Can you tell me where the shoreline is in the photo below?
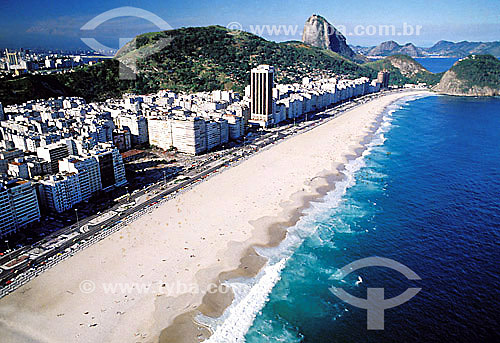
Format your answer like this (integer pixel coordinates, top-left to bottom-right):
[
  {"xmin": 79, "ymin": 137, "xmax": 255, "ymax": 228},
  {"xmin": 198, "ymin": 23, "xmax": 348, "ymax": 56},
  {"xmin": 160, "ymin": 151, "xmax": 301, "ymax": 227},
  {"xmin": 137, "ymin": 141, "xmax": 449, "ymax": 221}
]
[
  {"xmin": 0, "ymin": 90, "xmax": 432, "ymax": 343},
  {"xmin": 160, "ymin": 91, "xmax": 430, "ymax": 342}
]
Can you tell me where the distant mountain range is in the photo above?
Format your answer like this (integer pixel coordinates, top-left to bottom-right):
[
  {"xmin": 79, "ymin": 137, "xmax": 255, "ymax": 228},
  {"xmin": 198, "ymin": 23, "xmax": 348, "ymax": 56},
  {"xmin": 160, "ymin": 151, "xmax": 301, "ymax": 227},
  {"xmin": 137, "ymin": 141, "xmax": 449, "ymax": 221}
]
[
  {"xmin": 2, "ymin": 14, "xmax": 498, "ymax": 105},
  {"xmin": 351, "ymin": 40, "xmax": 500, "ymax": 58}
]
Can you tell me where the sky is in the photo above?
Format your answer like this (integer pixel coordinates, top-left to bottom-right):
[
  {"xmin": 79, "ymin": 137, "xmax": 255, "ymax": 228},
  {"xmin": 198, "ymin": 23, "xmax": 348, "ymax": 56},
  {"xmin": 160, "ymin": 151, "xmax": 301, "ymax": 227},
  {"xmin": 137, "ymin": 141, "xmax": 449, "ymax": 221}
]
[{"xmin": 0, "ymin": 0, "xmax": 499, "ymax": 50}]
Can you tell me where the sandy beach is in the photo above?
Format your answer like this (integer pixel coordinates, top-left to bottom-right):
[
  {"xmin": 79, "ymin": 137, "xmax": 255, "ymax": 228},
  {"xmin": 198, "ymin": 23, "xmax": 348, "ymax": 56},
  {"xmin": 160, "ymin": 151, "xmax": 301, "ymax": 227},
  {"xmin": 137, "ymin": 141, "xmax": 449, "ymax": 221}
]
[{"xmin": 0, "ymin": 90, "xmax": 431, "ymax": 343}]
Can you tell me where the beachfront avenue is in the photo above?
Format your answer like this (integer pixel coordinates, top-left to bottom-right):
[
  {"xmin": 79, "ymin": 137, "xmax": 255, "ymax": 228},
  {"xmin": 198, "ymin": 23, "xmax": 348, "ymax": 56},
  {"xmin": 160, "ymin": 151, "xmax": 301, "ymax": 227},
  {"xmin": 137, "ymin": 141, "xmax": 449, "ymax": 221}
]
[
  {"xmin": 0, "ymin": 88, "xmax": 432, "ymax": 343},
  {"xmin": 0, "ymin": 88, "xmax": 414, "ymax": 298}
]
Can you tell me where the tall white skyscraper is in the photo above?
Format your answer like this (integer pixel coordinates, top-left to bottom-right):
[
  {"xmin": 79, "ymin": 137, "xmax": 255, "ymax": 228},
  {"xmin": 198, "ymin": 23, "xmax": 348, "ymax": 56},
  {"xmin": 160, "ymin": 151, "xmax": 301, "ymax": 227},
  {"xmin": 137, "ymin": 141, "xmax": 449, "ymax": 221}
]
[{"xmin": 250, "ymin": 65, "xmax": 275, "ymax": 127}]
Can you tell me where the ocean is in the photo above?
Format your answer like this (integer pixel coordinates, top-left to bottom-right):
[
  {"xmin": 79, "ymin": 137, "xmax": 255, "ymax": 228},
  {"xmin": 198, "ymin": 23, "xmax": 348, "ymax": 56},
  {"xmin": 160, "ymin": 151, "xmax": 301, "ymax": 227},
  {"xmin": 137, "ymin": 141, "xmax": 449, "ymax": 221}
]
[
  {"xmin": 200, "ymin": 94, "xmax": 500, "ymax": 342},
  {"xmin": 414, "ymin": 57, "xmax": 459, "ymax": 73}
]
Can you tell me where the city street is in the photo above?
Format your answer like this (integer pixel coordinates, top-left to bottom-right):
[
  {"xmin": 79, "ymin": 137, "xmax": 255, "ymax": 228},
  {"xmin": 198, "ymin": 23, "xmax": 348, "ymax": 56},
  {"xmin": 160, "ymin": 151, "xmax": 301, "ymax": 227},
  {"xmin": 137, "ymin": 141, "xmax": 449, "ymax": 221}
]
[{"xmin": 0, "ymin": 88, "xmax": 405, "ymax": 297}]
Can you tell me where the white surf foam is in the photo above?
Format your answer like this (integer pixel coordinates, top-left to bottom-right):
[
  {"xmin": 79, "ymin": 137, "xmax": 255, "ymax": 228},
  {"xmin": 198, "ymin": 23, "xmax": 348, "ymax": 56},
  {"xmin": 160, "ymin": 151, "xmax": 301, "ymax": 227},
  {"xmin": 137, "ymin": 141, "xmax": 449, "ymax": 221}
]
[
  {"xmin": 197, "ymin": 94, "xmax": 431, "ymax": 342},
  {"xmin": 200, "ymin": 259, "xmax": 288, "ymax": 343}
]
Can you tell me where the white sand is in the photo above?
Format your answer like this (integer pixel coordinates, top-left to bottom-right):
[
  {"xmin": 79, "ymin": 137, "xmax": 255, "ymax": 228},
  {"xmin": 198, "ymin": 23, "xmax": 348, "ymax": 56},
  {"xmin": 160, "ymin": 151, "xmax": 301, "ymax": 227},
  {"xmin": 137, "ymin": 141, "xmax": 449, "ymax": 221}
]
[{"xmin": 0, "ymin": 91, "xmax": 430, "ymax": 343}]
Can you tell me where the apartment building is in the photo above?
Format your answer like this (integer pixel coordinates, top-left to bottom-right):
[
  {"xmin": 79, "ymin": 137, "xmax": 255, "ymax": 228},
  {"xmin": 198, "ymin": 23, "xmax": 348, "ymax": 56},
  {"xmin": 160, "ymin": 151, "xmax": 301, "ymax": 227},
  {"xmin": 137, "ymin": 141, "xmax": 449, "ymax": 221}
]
[
  {"xmin": 115, "ymin": 115, "xmax": 149, "ymax": 145},
  {"xmin": 59, "ymin": 155, "xmax": 102, "ymax": 201},
  {"xmin": 0, "ymin": 179, "xmax": 41, "ymax": 238},
  {"xmin": 36, "ymin": 142, "xmax": 69, "ymax": 173},
  {"xmin": 149, "ymin": 116, "xmax": 208, "ymax": 155},
  {"xmin": 39, "ymin": 172, "xmax": 81, "ymax": 213}
]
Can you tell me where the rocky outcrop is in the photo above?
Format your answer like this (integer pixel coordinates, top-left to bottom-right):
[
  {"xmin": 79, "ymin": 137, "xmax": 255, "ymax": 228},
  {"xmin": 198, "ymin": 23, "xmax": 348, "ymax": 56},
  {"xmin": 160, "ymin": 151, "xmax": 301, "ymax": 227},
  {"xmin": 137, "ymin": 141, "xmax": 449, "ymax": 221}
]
[
  {"xmin": 385, "ymin": 55, "xmax": 428, "ymax": 77},
  {"xmin": 398, "ymin": 43, "xmax": 422, "ymax": 57},
  {"xmin": 368, "ymin": 41, "xmax": 400, "ymax": 56},
  {"xmin": 302, "ymin": 14, "xmax": 355, "ymax": 58},
  {"xmin": 358, "ymin": 40, "xmax": 500, "ymax": 58},
  {"xmin": 433, "ymin": 70, "xmax": 499, "ymax": 96},
  {"xmin": 433, "ymin": 55, "xmax": 500, "ymax": 96}
]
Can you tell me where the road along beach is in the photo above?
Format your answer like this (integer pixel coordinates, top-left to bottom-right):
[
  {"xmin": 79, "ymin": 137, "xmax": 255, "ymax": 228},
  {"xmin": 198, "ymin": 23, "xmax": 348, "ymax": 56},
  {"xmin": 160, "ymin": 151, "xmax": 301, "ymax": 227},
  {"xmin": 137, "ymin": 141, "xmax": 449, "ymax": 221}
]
[{"xmin": 0, "ymin": 90, "xmax": 431, "ymax": 343}]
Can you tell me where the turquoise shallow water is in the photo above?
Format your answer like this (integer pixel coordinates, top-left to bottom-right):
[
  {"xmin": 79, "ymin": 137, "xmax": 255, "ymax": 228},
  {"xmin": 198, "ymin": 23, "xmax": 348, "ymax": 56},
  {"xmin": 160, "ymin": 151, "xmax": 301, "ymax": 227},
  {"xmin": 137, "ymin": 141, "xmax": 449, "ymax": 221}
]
[
  {"xmin": 200, "ymin": 94, "xmax": 500, "ymax": 343},
  {"xmin": 241, "ymin": 95, "xmax": 500, "ymax": 342}
]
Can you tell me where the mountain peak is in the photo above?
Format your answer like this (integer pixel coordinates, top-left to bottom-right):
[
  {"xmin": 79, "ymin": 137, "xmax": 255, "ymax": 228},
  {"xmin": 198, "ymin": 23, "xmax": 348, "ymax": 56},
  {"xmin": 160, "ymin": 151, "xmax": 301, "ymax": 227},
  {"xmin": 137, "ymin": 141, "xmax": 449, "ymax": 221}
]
[
  {"xmin": 367, "ymin": 40, "xmax": 422, "ymax": 57},
  {"xmin": 302, "ymin": 14, "xmax": 355, "ymax": 58}
]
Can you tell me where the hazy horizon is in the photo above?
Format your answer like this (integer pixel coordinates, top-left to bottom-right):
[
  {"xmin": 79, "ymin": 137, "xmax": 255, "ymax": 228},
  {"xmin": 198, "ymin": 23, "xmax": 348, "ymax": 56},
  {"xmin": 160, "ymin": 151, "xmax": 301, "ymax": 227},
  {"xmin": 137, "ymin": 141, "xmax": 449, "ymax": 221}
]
[{"xmin": 0, "ymin": 0, "xmax": 499, "ymax": 51}]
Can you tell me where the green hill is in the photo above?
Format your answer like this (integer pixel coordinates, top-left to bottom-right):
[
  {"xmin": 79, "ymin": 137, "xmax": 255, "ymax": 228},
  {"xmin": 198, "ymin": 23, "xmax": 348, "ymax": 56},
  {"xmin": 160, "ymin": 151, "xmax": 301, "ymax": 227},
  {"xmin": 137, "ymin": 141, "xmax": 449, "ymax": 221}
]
[
  {"xmin": 434, "ymin": 55, "xmax": 500, "ymax": 96},
  {"xmin": 115, "ymin": 25, "xmax": 375, "ymax": 94},
  {"xmin": 0, "ymin": 74, "xmax": 71, "ymax": 105},
  {"xmin": 0, "ymin": 26, "xmax": 443, "ymax": 105},
  {"xmin": 365, "ymin": 54, "xmax": 442, "ymax": 86},
  {"xmin": 0, "ymin": 60, "xmax": 133, "ymax": 105}
]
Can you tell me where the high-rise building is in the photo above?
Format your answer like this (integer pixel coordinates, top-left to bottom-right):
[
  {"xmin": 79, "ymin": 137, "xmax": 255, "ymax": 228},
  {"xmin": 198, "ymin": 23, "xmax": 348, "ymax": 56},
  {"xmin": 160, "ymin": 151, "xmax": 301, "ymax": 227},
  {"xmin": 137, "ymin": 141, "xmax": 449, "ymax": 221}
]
[
  {"xmin": 90, "ymin": 144, "xmax": 127, "ymax": 190},
  {"xmin": 148, "ymin": 119, "xmax": 174, "ymax": 151},
  {"xmin": 0, "ymin": 180, "xmax": 41, "ymax": 238},
  {"xmin": 63, "ymin": 139, "xmax": 78, "ymax": 155},
  {"xmin": 206, "ymin": 120, "xmax": 221, "ymax": 151},
  {"xmin": 59, "ymin": 155, "xmax": 102, "ymax": 201},
  {"xmin": 250, "ymin": 65, "xmax": 275, "ymax": 127},
  {"xmin": 171, "ymin": 117, "xmax": 207, "ymax": 155},
  {"xmin": 0, "ymin": 186, "xmax": 15, "ymax": 237},
  {"xmin": 112, "ymin": 129, "xmax": 132, "ymax": 152},
  {"xmin": 115, "ymin": 115, "xmax": 149, "ymax": 145},
  {"xmin": 7, "ymin": 160, "xmax": 29, "ymax": 179},
  {"xmin": 111, "ymin": 148, "xmax": 127, "ymax": 187},
  {"xmin": 40, "ymin": 146, "xmax": 124, "ymax": 212},
  {"xmin": 7, "ymin": 180, "xmax": 41, "ymax": 228},
  {"xmin": 0, "ymin": 149, "xmax": 24, "ymax": 171},
  {"xmin": 36, "ymin": 143, "xmax": 69, "ymax": 174},
  {"xmin": 148, "ymin": 117, "xmax": 207, "ymax": 155},
  {"xmin": 0, "ymin": 102, "xmax": 4, "ymax": 121},
  {"xmin": 223, "ymin": 114, "xmax": 244, "ymax": 140},
  {"xmin": 94, "ymin": 151, "xmax": 115, "ymax": 190},
  {"xmin": 39, "ymin": 173, "xmax": 81, "ymax": 213},
  {"xmin": 4, "ymin": 49, "xmax": 25, "ymax": 75},
  {"xmin": 377, "ymin": 71, "xmax": 390, "ymax": 89},
  {"xmin": 25, "ymin": 156, "xmax": 51, "ymax": 178}
]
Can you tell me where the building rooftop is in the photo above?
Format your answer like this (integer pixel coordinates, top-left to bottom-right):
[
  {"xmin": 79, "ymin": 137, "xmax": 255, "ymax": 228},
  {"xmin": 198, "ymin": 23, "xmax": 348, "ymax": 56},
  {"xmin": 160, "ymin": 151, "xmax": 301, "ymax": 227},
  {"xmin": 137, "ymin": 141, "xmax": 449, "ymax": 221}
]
[{"xmin": 9, "ymin": 161, "xmax": 23, "ymax": 166}]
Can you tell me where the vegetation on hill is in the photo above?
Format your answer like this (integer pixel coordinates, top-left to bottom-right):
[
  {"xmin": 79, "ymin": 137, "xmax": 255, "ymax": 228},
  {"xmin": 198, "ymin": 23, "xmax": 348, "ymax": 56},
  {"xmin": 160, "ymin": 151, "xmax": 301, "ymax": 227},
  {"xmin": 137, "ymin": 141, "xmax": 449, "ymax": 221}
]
[
  {"xmin": 365, "ymin": 54, "xmax": 442, "ymax": 86},
  {"xmin": 434, "ymin": 55, "xmax": 500, "ymax": 96},
  {"xmin": 117, "ymin": 25, "xmax": 374, "ymax": 94},
  {"xmin": 451, "ymin": 55, "xmax": 500, "ymax": 89},
  {"xmin": 0, "ymin": 60, "xmax": 132, "ymax": 105},
  {"xmin": 0, "ymin": 73, "xmax": 70, "ymax": 106},
  {"xmin": 53, "ymin": 60, "xmax": 135, "ymax": 101},
  {"xmin": 0, "ymin": 26, "xmax": 450, "ymax": 105}
]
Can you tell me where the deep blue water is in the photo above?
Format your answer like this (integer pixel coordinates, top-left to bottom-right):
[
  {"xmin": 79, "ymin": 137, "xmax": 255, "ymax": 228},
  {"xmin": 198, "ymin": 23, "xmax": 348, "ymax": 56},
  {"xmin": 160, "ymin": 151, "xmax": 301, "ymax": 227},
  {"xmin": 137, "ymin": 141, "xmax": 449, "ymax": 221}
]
[
  {"xmin": 415, "ymin": 58, "xmax": 459, "ymax": 73},
  {"xmin": 241, "ymin": 95, "xmax": 500, "ymax": 342}
]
